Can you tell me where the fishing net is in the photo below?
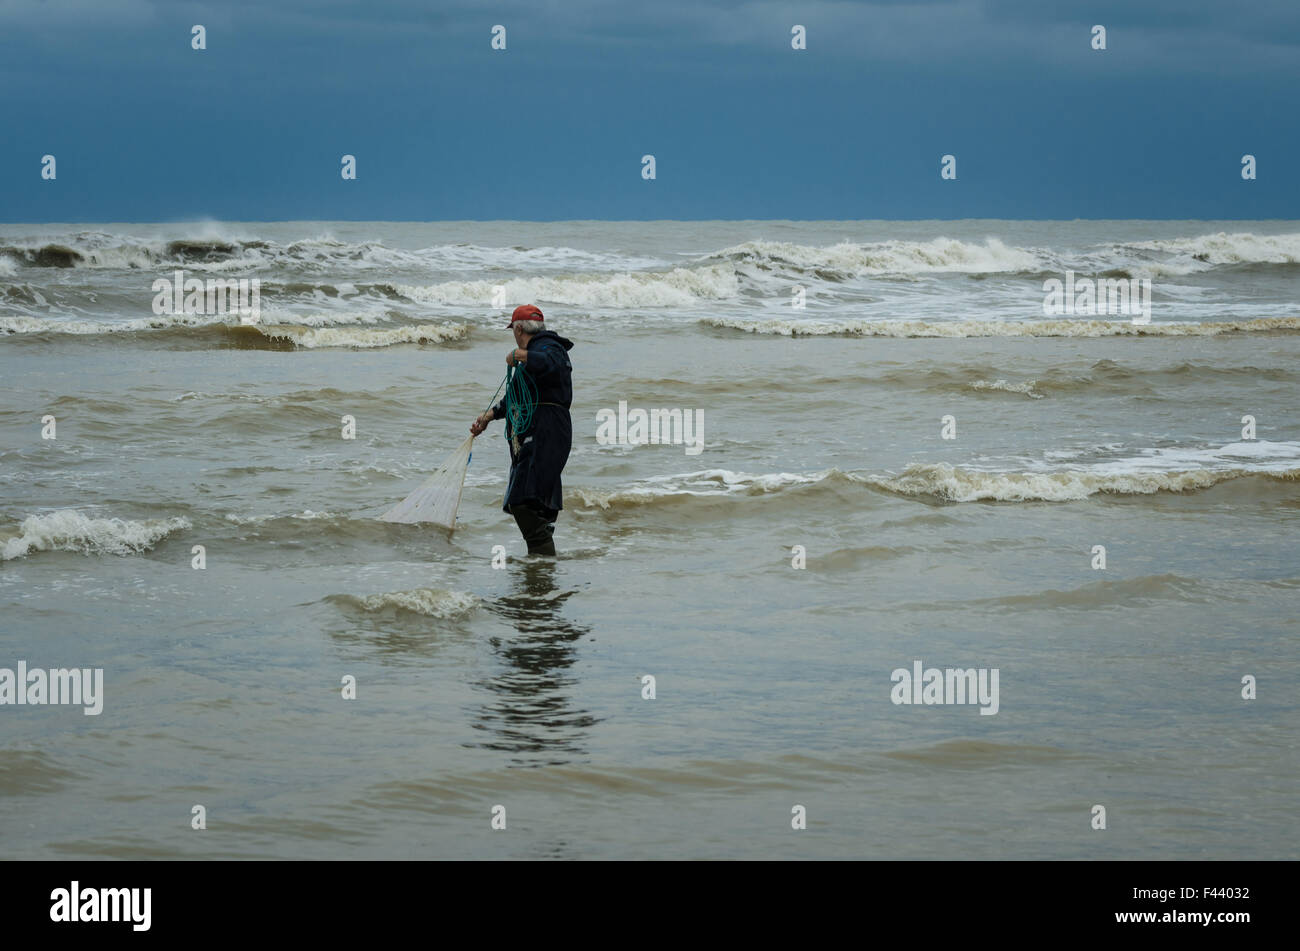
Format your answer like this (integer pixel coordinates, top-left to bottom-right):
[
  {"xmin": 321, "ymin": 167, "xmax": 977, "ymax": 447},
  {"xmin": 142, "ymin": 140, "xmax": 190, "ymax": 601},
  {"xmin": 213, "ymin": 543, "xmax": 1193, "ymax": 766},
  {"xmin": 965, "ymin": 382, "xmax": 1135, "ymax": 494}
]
[
  {"xmin": 379, "ymin": 435, "xmax": 475, "ymax": 529},
  {"xmin": 380, "ymin": 367, "xmax": 530, "ymax": 530}
]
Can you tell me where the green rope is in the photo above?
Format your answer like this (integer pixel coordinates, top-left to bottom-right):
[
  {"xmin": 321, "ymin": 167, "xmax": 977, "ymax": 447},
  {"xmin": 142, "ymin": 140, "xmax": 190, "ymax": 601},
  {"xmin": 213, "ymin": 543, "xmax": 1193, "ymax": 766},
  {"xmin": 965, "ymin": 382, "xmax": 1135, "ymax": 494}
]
[{"xmin": 502, "ymin": 363, "xmax": 537, "ymax": 441}]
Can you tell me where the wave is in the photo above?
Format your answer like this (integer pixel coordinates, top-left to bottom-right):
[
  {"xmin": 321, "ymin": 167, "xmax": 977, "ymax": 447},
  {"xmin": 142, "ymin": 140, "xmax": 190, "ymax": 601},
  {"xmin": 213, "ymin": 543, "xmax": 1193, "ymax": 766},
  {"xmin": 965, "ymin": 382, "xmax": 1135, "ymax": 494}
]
[
  {"xmin": 881, "ymin": 739, "xmax": 1088, "ymax": 767},
  {"xmin": 391, "ymin": 264, "xmax": 739, "ymax": 309},
  {"xmin": 0, "ymin": 751, "xmax": 79, "ymax": 796},
  {"xmin": 817, "ymin": 543, "xmax": 926, "ymax": 569},
  {"xmin": 0, "ymin": 243, "xmax": 96, "ymax": 268},
  {"xmin": 224, "ymin": 510, "xmax": 349, "ymax": 526},
  {"xmin": 1032, "ymin": 359, "xmax": 1300, "ymax": 395},
  {"xmin": 326, "ymin": 588, "xmax": 479, "ymax": 619},
  {"xmin": 569, "ymin": 468, "xmax": 827, "ymax": 510},
  {"xmin": 702, "ymin": 315, "xmax": 1300, "ymax": 337},
  {"xmin": 1122, "ymin": 232, "xmax": 1300, "ymax": 268},
  {"xmin": 256, "ymin": 321, "xmax": 470, "ymax": 349},
  {"xmin": 883, "ymin": 464, "xmax": 1273, "ymax": 505},
  {"xmin": 569, "ymin": 445, "xmax": 1300, "ymax": 512},
  {"xmin": 703, "ymin": 237, "xmax": 1047, "ymax": 277},
  {"xmin": 700, "ymin": 232, "xmax": 1300, "ymax": 280},
  {"xmin": 0, "ymin": 238, "xmax": 263, "ymax": 270},
  {"xmin": 0, "ymin": 312, "xmax": 250, "ymax": 336},
  {"xmin": 1, "ymin": 510, "xmax": 190, "ymax": 560},
  {"xmin": 1078, "ymin": 439, "xmax": 1300, "ymax": 471},
  {"xmin": 869, "ymin": 462, "xmax": 1299, "ymax": 503},
  {"xmin": 5, "ymin": 230, "xmax": 1297, "ymax": 283},
  {"xmin": 968, "ymin": 378, "xmax": 1043, "ymax": 399},
  {"xmin": 0, "ymin": 313, "xmax": 470, "ymax": 349},
  {"xmin": 221, "ymin": 507, "xmax": 490, "ymax": 548},
  {"xmin": 0, "ymin": 233, "xmax": 665, "ymax": 274}
]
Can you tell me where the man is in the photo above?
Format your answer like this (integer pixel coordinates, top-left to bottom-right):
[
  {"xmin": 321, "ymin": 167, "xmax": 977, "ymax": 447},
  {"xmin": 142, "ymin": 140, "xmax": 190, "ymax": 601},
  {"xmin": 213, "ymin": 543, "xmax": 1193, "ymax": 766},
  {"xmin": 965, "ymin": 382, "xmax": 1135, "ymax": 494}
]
[{"xmin": 470, "ymin": 304, "xmax": 574, "ymax": 556}]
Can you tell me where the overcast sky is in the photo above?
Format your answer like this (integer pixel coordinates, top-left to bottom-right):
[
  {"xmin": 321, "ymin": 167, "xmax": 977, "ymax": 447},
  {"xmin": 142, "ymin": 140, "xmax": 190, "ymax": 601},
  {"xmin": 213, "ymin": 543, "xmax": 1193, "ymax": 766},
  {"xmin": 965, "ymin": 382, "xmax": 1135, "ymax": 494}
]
[{"xmin": 1, "ymin": 0, "xmax": 1296, "ymax": 220}]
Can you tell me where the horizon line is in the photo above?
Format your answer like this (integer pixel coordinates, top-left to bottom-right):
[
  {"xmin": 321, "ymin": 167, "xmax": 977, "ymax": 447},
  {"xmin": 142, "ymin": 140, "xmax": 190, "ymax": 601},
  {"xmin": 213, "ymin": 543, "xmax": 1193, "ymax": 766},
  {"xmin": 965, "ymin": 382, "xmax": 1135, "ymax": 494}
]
[{"xmin": 4, "ymin": 217, "xmax": 1299, "ymax": 226}]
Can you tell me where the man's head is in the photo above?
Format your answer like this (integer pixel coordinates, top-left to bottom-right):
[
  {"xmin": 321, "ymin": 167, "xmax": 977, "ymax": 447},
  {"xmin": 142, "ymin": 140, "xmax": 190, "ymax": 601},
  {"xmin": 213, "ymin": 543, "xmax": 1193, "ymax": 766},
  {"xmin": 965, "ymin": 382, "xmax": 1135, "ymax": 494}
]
[{"xmin": 508, "ymin": 304, "xmax": 544, "ymax": 348}]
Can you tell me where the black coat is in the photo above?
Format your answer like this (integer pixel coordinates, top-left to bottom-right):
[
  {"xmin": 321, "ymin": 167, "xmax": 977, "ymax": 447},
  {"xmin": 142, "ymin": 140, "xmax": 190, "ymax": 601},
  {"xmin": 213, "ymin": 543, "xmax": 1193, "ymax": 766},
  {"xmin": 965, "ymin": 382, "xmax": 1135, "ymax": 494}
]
[{"xmin": 492, "ymin": 330, "xmax": 574, "ymax": 513}]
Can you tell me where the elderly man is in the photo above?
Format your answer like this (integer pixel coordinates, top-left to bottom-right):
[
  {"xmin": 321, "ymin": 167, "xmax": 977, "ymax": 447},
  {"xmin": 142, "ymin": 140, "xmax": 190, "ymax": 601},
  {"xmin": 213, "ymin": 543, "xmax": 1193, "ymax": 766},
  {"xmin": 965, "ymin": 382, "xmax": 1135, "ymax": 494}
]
[{"xmin": 471, "ymin": 304, "xmax": 574, "ymax": 556}]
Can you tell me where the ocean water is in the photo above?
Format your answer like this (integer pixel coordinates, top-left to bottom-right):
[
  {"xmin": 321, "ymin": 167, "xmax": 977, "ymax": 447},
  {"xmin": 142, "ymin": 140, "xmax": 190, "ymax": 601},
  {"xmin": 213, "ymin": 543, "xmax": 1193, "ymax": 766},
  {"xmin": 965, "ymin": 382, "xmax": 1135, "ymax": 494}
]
[{"xmin": 1, "ymin": 220, "xmax": 1297, "ymax": 859}]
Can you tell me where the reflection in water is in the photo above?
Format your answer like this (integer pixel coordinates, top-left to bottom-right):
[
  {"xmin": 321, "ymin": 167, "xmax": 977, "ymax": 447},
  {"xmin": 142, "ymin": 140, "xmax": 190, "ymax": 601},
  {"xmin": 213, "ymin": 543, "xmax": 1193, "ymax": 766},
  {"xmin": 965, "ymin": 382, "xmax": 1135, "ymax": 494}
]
[{"xmin": 472, "ymin": 558, "xmax": 598, "ymax": 767}]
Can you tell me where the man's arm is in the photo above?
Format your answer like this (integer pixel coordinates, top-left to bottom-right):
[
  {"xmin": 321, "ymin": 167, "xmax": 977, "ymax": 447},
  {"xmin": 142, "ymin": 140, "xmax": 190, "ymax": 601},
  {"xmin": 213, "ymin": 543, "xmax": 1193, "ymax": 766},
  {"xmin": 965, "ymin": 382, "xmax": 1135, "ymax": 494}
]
[
  {"xmin": 520, "ymin": 342, "xmax": 561, "ymax": 375},
  {"xmin": 470, "ymin": 401, "xmax": 504, "ymax": 435}
]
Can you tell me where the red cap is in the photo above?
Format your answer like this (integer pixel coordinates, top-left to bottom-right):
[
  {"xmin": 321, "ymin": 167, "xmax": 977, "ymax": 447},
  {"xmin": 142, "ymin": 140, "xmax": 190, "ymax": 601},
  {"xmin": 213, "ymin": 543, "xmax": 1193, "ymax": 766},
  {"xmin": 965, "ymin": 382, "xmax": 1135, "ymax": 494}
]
[{"xmin": 506, "ymin": 304, "xmax": 544, "ymax": 328}]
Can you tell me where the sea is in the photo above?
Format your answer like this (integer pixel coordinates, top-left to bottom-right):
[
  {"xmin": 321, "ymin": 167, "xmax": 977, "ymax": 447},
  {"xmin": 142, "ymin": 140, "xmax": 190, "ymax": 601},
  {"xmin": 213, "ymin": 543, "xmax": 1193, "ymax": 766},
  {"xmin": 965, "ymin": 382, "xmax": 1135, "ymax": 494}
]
[{"xmin": 1, "ymin": 220, "xmax": 1297, "ymax": 858}]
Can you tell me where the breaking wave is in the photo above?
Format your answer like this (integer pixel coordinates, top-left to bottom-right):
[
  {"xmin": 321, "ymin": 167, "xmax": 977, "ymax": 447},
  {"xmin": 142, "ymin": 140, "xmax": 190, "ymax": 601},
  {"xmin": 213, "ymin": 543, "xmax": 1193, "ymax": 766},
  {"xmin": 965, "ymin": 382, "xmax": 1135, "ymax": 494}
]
[
  {"xmin": 569, "ymin": 469, "xmax": 825, "ymax": 509},
  {"xmin": 701, "ymin": 232, "xmax": 1300, "ymax": 280},
  {"xmin": 968, "ymin": 378, "xmax": 1043, "ymax": 399},
  {"xmin": 392, "ymin": 265, "xmax": 739, "ymax": 309},
  {"xmin": 867, "ymin": 463, "xmax": 1297, "ymax": 502},
  {"xmin": 0, "ymin": 234, "xmax": 667, "ymax": 274},
  {"xmin": 570, "ymin": 444, "xmax": 1300, "ymax": 511},
  {"xmin": 1122, "ymin": 232, "xmax": 1300, "ymax": 268},
  {"xmin": 0, "ymin": 313, "xmax": 470, "ymax": 349},
  {"xmin": 703, "ymin": 237, "xmax": 1046, "ymax": 277},
  {"xmin": 1, "ymin": 510, "xmax": 190, "ymax": 560},
  {"xmin": 5, "ymin": 230, "xmax": 1297, "ymax": 282}
]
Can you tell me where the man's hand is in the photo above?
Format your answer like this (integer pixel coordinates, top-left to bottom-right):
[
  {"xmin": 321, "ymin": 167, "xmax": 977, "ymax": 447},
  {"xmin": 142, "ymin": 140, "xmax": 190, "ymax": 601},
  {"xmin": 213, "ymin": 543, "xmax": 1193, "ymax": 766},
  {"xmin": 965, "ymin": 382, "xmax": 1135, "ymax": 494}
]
[
  {"xmin": 470, "ymin": 411, "xmax": 493, "ymax": 436},
  {"xmin": 506, "ymin": 347, "xmax": 527, "ymax": 367}
]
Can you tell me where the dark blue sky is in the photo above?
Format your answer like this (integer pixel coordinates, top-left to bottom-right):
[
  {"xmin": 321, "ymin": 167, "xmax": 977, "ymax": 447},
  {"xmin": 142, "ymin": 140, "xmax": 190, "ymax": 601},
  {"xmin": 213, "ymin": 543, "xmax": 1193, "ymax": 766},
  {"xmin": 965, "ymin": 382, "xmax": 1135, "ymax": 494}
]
[{"xmin": 2, "ymin": 0, "xmax": 1297, "ymax": 221}]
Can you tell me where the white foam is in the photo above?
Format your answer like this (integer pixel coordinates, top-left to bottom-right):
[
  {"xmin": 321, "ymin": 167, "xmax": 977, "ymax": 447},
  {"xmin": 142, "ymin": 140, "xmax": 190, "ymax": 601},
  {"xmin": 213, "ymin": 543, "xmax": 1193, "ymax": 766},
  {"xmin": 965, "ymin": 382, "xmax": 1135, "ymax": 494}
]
[
  {"xmin": 262, "ymin": 321, "xmax": 470, "ymax": 349},
  {"xmin": 570, "ymin": 468, "xmax": 826, "ymax": 507},
  {"xmin": 0, "ymin": 312, "xmax": 233, "ymax": 335},
  {"xmin": 2, "ymin": 510, "xmax": 190, "ymax": 560},
  {"xmin": 1085, "ymin": 440, "xmax": 1300, "ymax": 474},
  {"xmin": 0, "ymin": 233, "xmax": 670, "ymax": 276},
  {"xmin": 876, "ymin": 441, "xmax": 1300, "ymax": 501},
  {"xmin": 710, "ymin": 237, "xmax": 1047, "ymax": 276},
  {"xmin": 0, "ymin": 313, "xmax": 470, "ymax": 347},
  {"xmin": 394, "ymin": 265, "xmax": 740, "ymax": 309},
  {"xmin": 872, "ymin": 463, "xmax": 1300, "ymax": 502},
  {"xmin": 259, "ymin": 310, "xmax": 388, "ymax": 328},
  {"xmin": 969, "ymin": 379, "xmax": 1043, "ymax": 399},
  {"xmin": 1125, "ymin": 232, "xmax": 1300, "ymax": 267},
  {"xmin": 223, "ymin": 510, "xmax": 343, "ymax": 525},
  {"xmin": 570, "ymin": 442, "xmax": 1300, "ymax": 508}
]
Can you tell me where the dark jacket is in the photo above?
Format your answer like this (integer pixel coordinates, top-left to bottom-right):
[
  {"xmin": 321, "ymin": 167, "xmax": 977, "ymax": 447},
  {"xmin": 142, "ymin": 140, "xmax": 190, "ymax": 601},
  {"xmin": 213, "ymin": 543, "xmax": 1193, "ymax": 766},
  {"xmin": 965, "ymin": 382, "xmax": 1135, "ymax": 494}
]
[{"xmin": 491, "ymin": 329, "xmax": 574, "ymax": 513}]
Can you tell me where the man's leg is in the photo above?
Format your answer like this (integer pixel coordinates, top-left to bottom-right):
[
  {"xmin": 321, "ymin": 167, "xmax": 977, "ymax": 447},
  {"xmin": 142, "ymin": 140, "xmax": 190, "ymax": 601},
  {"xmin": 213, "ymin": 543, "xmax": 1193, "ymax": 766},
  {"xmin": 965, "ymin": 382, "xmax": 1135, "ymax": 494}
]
[{"xmin": 508, "ymin": 502, "xmax": 557, "ymax": 556}]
